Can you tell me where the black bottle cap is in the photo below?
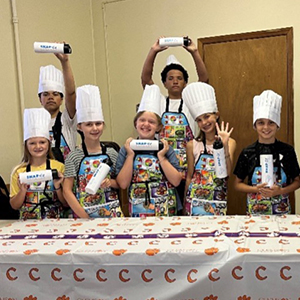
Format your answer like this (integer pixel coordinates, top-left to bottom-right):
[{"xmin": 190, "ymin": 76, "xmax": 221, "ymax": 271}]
[
  {"xmin": 183, "ymin": 36, "xmax": 191, "ymax": 47},
  {"xmin": 52, "ymin": 169, "xmax": 59, "ymax": 180},
  {"xmin": 64, "ymin": 43, "xmax": 72, "ymax": 54},
  {"xmin": 213, "ymin": 138, "xmax": 223, "ymax": 150}
]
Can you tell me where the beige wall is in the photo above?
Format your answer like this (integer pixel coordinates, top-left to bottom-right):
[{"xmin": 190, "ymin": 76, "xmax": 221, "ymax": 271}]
[{"xmin": 1, "ymin": 0, "xmax": 300, "ymax": 211}]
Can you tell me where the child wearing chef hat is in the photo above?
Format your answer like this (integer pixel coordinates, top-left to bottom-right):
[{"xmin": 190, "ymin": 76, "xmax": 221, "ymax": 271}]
[
  {"xmin": 63, "ymin": 85, "xmax": 123, "ymax": 218},
  {"xmin": 10, "ymin": 108, "xmax": 67, "ymax": 219},
  {"xmin": 182, "ymin": 82, "xmax": 236, "ymax": 216},
  {"xmin": 115, "ymin": 84, "xmax": 182, "ymax": 217},
  {"xmin": 234, "ymin": 90, "xmax": 300, "ymax": 215}
]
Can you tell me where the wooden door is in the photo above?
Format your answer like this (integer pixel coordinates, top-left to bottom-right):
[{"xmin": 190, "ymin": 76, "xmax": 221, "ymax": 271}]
[{"xmin": 198, "ymin": 27, "xmax": 294, "ymax": 214}]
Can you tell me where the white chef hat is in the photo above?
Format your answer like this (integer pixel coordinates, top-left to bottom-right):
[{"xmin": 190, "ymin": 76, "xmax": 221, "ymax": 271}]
[
  {"xmin": 23, "ymin": 108, "xmax": 51, "ymax": 141},
  {"xmin": 137, "ymin": 84, "xmax": 161, "ymax": 117},
  {"xmin": 76, "ymin": 85, "xmax": 104, "ymax": 123},
  {"xmin": 38, "ymin": 65, "xmax": 65, "ymax": 95},
  {"xmin": 166, "ymin": 54, "xmax": 181, "ymax": 66},
  {"xmin": 253, "ymin": 90, "xmax": 282, "ymax": 127},
  {"xmin": 182, "ymin": 82, "xmax": 218, "ymax": 120}
]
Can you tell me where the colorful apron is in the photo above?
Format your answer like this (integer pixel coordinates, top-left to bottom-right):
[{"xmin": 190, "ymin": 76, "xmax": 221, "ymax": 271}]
[
  {"xmin": 50, "ymin": 112, "xmax": 71, "ymax": 162},
  {"xmin": 247, "ymin": 148, "xmax": 289, "ymax": 215},
  {"xmin": 20, "ymin": 160, "xmax": 63, "ymax": 219},
  {"xmin": 160, "ymin": 98, "xmax": 194, "ymax": 178},
  {"xmin": 76, "ymin": 143, "xmax": 123, "ymax": 218},
  {"xmin": 129, "ymin": 152, "xmax": 177, "ymax": 217},
  {"xmin": 185, "ymin": 141, "xmax": 227, "ymax": 216}
]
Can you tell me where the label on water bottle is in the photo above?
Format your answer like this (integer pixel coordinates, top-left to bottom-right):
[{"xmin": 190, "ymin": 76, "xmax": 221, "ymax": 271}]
[{"xmin": 260, "ymin": 154, "xmax": 274, "ymax": 187}]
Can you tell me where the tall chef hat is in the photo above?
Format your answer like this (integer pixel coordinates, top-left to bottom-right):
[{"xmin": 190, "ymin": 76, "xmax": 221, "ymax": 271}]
[
  {"xmin": 253, "ymin": 90, "xmax": 282, "ymax": 127},
  {"xmin": 137, "ymin": 84, "xmax": 161, "ymax": 117},
  {"xmin": 166, "ymin": 54, "xmax": 181, "ymax": 66},
  {"xmin": 23, "ymin": 108, "xmax": 51, "ymax": 141},
  {"xmin": 182, "ymin": 82, "xmax": 218, "ymax": 120},
  {"xmin": 38, "ymin": 65, "xmax": 65, "ymax": 95},
  {"xmin": 76, "ymin": 85, "xmax": 104, "ymax": 123}
]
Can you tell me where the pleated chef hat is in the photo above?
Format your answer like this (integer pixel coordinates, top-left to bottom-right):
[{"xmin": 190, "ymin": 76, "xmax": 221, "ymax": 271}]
[
  {"xmin": 23, "ymin": 108, "xmax": 51, "ymax": 141},
  {"xmin": 76, "ymin": 85, "xmax": 104, "ymax": 123},
  {"xmin": 182, "ymin": 82, "xmax": 218, "ymax": 120},
  {"xmin": 138, "ymin": 84, "xmax": 161, "ymax": 116},
  {"xmin": 166, "ymin": 54, "xmax": 181, "ymax": 66},
  {"xmin": 253, "ymin": 90, "xmax": 282, "ymax": 127},
  {"xmin": 38, "ymin": 65, "xmax": 65, "ymax": 95}
]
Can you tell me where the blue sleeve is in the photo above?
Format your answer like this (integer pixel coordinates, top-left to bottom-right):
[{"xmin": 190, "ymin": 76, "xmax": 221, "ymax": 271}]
[
  {"xmin": 165, "ymin": 147, "xmax": 180, "ymax": 171},
  {"xmin": 115, "ymin": 146, "xmax": 127, "ymax": 176}
]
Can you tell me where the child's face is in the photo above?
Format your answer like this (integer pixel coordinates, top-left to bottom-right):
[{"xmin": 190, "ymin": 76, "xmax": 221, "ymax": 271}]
[
  {"xmin": 135, "ymin": 111, "xmax": 161, "ymax": 140},
  {"xmin": 255, "ymin": 118, "xmax": 278, "ymax": 143},
  {"xmin": 78, "ymin": 121, "xmax": 104, "ymax": 141},
  {"xmin": 39, "ymin": 91, "xmax": 63, "ymax": 115},
  {"xmin": 26, "ymin": 137, "xmax": 49, "ymax": 159},
  {"xmin": 163, "ymin": 69, "xmax": 186, "ymax": 95},
  {"xmin": 196, "ymin": 113, "xmax": 219, "ymax": 134}
]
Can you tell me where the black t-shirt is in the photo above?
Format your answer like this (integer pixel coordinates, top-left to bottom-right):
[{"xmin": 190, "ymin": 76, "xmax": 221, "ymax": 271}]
[{"xmin": 234, "ymin": 140, "xmax": 300, "ymax": 185}]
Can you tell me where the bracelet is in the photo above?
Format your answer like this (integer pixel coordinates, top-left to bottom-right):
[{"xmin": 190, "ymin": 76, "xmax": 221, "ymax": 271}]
[
  {"xmin": 54, "ymin": 186, "xmax": 61, "ymax": 191},
  {"xmin": 225, "ymin": 155, "xmax": 230, "ymax": 159}
]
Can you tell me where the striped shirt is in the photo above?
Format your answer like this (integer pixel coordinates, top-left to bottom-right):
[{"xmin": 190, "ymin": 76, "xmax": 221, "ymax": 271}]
[{"xmin": 64, "ymin": 146, "xmax": 119, "ymax": 179}]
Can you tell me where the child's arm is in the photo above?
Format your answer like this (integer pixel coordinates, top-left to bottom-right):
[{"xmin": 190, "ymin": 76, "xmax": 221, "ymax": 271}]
[
  {"xmin": 234, "ymin": 176, "xmax": 267, "ymax": 194},
  {"xmin": 141, "ymin": 38, "xmax": 168, "ymax": 88},
  {"xmin": 63, "ymin": 177, "xmax": 89, "ymax": 218},
  {"xmin": 100, "ymin": 178, "xmax": 119, "ymax": 189},
  {"xmin": 157, "ymin": 139, "xmax": 182, "ymax": 187},
  {"xmin": 183, "ymin": 38, "xmax": 208, "ymax": 83},
  {"xmin": 216, "ymin": 121, "xmax": 236, "ymax": 175},
  {"xmin": 185, "ymin": 140, "xmax": 195, "ymax": 196},
  {"xmin": 116, "ymin": 138, "xmax": 135, "ymax": 189},
  {"xmin": 10, "ymin": 181, "xmax": 28, "ymax": 210},
  {"xmin": 53, "ymin": 171, "xmax": 68, "ymax": 207},
  {"xmin": 55, "ymin": 50, "xmax": 76, "ymax": 119}
]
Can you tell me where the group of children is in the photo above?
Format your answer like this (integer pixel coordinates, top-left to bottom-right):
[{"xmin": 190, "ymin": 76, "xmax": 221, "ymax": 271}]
[{"xmin": 6, "ymin": 37, "xmax": 300, "ymax": 219}]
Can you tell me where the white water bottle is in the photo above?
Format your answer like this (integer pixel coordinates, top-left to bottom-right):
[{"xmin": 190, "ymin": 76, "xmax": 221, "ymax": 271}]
[
  {"xmin": 19, "ymin": 169, "xmax": 59, "ymax": 184},
  {"xmin": 85, "ymin": 161, "xmax": 111, "ymax": 195},
  {"xmin": 260, "ymin": 154, "xmax": 274, "ymax": 187},
  {"xmin": 213, "ymin": 139, "xmax": 228, "ymax": 178},
  {"xmin": 159, "ymin": 36, "xmax": 190, "ymax": 47},
  {"xmin": 34, "ymin": 42, "xmax": 72, "ymax": 54},
  {"xmin": 130, "ymin": 139, "xmax": 163, "ymax": 151}
]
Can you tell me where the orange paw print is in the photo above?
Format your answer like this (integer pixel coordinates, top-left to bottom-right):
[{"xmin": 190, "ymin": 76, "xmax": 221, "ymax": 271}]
[
  {"xmin": 23, "ymin": 249, "xmax": 38, "ymax": 255},
  {"xmin": 204, "ymin": 295, "xmax": 218, "ymax": 300},
  {"xmin": 236, "ymin": 247, "xmax": 250, "ymax": 253},
  {"xmin": 237, "ymin": 296, "xmax": 251, "ymax": 300},
  {"xmin": 145, "ymin": 248, "xmax": 160, "ymax": 256},
  {"xmin": 56, "ymin": 296, "xmax": 70, "ymax": 300},
  {"xmin": 204, "ymin": 247, "xmax": 219, "ymax": 256},
  {"xmin": 24, "ymin": 296, "xmax": 37, "ymax": 300},
  {"xmin": 147, "ymin": 298, "xmax": 157, "ymax": 300},
  {"xmin": 114, "ymin": 297, "xmax": 126, "ymax": 300},
  {"xmin": 56, "ymin": 249, "xmax": 70, "ymax": 255}
]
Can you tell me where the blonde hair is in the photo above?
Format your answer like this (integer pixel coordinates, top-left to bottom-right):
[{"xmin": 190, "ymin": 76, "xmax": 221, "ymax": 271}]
[{"xmin": 133, "ymin": 111, "xmax": 163, "ymax": 133}]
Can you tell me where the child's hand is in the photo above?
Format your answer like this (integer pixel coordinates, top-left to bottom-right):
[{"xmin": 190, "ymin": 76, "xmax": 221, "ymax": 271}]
[
  {"xmin": 54, "ymin": 41, "xmax": 69, "ymax": 62},
  {"xmin": 216, "ymin": 121, "xmax": 234, "ymax": 146},
  {"xmin": 124, "ymin": 137, "xmax": 135, "ymax": 156},
  {"xmin": 183, "ymin": 37, "xmax": 196, "ymax": 53},
  {"xmin": 100, "ymin": 178, "xmax": 111, "ymax": 189},
  {"xmin": 53, "ymin": 172, "xmax": 64, "ymax": 189},
  {"xmin": 18, "ymin": 177, "xmax": 29, "ymax": 193},
  {"xmin": 151, "ymin": 37, "xmax": 168, "ymax": 53},
  {"xmin": 157, "ymin": 139, "xmax": 169, "ymax": 161},
  {"xmin": 260, "ymin": 184, "xmax": 281, "ymax": 198}
]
